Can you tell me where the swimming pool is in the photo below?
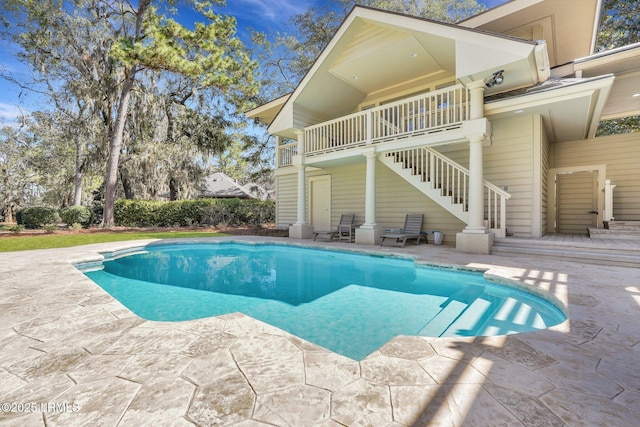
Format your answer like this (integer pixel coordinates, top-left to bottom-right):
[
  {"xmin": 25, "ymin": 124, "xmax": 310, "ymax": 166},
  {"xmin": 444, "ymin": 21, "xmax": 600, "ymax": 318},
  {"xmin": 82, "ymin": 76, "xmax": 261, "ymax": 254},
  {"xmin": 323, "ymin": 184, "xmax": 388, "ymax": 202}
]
[{"xmin": 78, "ymin": 242, "xmax": 567, "ymax": 360}]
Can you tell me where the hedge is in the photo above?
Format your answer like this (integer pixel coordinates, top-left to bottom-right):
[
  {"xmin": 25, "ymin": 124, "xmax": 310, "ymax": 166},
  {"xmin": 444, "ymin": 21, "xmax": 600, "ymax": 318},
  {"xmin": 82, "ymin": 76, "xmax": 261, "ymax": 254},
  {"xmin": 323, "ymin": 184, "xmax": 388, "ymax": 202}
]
[
  {"xmin": 17, "ymin": 207, "xmax": 61, "ymax": 229},
  {"xmin": 59, "ymin": 206, "xmax": 92, "ymax": 227},
  {"xmin": 113, "ymin": 198, "xmax": 275, "ymax": 227}
]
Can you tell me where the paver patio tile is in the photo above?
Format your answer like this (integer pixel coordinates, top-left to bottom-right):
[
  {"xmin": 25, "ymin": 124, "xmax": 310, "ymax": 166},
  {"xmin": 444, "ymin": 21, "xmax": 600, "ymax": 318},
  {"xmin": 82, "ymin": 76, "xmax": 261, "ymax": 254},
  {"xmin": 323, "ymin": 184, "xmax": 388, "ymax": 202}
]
[
  {"xmin": 230, "ymin": 332, "xmax": 305, "ymax": 394},
  {"xmin": 44, "ymin": 377, "xmax": 140, "ymax": 427},
  {"xmin": 484, "ymin": 384, "xmax": 563, "ymax": 427},
  {"xmin": 361, "ymin": 353, "xmax": 435, "ymax": 385},
  {"xmin": 540, "ymin": 388, "xmax": 640, "ymax": 426},
  {"xmin": 118, "ymin": 377, "xmax": 195, "ymax": 426},
  {"xmin": 303, "ymin": 351, "xmax": 360, "ymax": 391},
  {"xmin": 187, "ymin": 371, "xmax": 255, "ymax": 426},
  {"xmin": 331, "ymin": 378, "xmax": 393, "ymax": 426},
  {"xmin": 255, "ymin": 385, "xmax": 331, "ymax": 425}
]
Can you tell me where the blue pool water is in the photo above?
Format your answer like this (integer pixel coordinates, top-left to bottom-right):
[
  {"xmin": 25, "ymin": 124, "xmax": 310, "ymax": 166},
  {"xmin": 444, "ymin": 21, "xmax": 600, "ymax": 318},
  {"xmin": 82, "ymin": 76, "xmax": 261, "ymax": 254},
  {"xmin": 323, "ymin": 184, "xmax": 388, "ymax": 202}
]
[{"xmin": 78, "ymin": 242, "xmax": 566, "ymax": 360}]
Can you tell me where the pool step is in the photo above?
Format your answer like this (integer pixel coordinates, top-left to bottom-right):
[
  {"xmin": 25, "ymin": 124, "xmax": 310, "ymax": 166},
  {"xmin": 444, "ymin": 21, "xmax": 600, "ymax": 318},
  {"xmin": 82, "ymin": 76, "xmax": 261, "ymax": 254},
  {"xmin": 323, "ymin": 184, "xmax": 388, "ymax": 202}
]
[{"xmin": 492, "ymin": 238, "xmax": 640, "ymax": 268}]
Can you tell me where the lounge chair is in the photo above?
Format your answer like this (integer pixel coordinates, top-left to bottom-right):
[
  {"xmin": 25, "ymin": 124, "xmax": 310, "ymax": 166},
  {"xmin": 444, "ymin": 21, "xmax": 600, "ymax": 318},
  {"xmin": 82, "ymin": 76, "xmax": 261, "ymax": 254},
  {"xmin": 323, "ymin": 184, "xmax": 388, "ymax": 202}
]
[
  {"xmin": 380, "ymin": 214, "xmax": 424, "ymax": 247},
  {"xmin": 313, "ymin": 214, "xmax": 356, "ymax": 242}
]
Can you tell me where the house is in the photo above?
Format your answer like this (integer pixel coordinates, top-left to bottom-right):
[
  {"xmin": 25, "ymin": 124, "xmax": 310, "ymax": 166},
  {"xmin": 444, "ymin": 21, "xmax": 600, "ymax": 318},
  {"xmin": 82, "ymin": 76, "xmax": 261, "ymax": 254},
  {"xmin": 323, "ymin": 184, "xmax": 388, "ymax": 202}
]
[
  {"xmin": 199, "ymin": 172, "xmax": 265, "ymax": 200},
  {"xmin": 246, "ymin": 0, "xmax": 640, "ymax": 253}
]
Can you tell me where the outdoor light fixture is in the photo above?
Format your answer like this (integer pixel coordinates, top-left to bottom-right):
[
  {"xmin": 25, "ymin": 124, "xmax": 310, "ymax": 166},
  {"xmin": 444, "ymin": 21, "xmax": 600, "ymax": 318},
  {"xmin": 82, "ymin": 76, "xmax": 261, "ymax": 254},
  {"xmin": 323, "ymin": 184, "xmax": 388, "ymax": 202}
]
[{"xmin": 485, "ymin": 70, "xmax": 504, "ymax": 88}]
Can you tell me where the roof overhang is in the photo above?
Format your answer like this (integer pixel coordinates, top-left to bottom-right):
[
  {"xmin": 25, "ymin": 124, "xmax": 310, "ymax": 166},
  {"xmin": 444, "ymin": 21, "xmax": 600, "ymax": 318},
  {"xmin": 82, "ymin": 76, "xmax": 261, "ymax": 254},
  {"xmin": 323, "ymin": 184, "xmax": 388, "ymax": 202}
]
[
  {"xmin": 574, "ymin": 43, "xmax": 640, "ymax": 120},
  {"xmin": 245, "ymin": 93, "xmax": 290, "ymax": 125},
  {"xmin": 267, "ymin": 6, "xmax": 548, "ymax": 138},
  {"xmin": 461, "ymin": 0, "xmax": 603, "ymax": 68},
  {"xmin": 485, "ymin": 75, "xmax": 615, "ymax": 142}
]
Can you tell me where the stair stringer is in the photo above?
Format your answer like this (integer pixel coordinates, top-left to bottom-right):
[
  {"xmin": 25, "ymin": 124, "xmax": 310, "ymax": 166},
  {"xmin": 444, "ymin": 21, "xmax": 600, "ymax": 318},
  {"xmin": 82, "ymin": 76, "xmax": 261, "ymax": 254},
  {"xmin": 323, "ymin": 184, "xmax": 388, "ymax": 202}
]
[{"xmin": 378, "ymin": 153, "xmax": 469, "ymax": 224}]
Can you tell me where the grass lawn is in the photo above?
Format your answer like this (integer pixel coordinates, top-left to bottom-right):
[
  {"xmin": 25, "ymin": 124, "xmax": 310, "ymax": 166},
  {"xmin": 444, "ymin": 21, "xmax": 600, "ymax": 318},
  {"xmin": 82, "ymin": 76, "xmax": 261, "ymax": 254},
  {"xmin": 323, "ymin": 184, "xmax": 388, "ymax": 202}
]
[{"xmin": 0, "ymin": 230, "xmax": 229, "ymax": 252}]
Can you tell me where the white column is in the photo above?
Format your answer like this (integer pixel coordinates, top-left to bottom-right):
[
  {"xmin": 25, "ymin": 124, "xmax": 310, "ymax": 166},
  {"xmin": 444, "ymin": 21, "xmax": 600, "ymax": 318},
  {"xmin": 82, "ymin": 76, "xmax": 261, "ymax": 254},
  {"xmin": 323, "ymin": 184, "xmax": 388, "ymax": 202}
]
[
  {"xmin": 289, "ymin": 130, "xmax": 314, "ymax": 239},
  {"xmin": 355, "ymin": 148, "xmax": 382, "ymax": 245},
  {"xmin": 464, "ymin": 134, "xmax": 487, "ymax": 233},
  {"xmin": 457, "ymin": 80, "xmax": 493, "ymax": 253},
  {"xmin": 363, "ymin": 150, "xmax": 377, "ymax": 227},
  {"xmin": 464, "ymin": 80, "xmax": 487, "ymax": 233},
  {"xmin": 294, "ymin": 130, "xmax": 306, "ymax": 225},
  {"xmin": 468, "ymin": 80, "xmax": 485, "ymax": 120}
]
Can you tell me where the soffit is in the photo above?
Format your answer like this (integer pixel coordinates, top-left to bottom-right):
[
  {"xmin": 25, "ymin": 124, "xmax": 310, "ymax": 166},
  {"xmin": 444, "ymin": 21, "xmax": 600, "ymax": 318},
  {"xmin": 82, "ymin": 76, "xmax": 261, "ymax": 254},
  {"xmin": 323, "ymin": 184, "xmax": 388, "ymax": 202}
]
[
  {"xmin": 485, "ymin": 76, "xmax": 614, "ymax": 142},
  {"xmin": 575, "ymin": 44, "xmax": 640, "ymax": 119},
  {"xmin": 462, "ymin": 0, "xmax": 600, "ymax": 67},
  {"xmin": 245, "ymin": 94, "xmax": 290, "ymax": 125}
]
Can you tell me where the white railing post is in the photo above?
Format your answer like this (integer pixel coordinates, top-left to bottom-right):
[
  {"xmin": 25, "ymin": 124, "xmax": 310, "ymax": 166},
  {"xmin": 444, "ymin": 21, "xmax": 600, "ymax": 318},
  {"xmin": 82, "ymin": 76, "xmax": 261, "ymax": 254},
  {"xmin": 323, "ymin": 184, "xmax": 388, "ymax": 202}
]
[
  {"xmin": 275, "ymin": 135, "xmax": 281, "ymax": 169},
  {"xmin": 500, "ymin": 195, "xmax": 507, "ymax": 237},
  {"xmin": 604, "ymin": 179, "xmax": 616, "ymax": 222},
  {"xmin": 367, "ymin": 110, "xmax": 373, "ymax": 145}
]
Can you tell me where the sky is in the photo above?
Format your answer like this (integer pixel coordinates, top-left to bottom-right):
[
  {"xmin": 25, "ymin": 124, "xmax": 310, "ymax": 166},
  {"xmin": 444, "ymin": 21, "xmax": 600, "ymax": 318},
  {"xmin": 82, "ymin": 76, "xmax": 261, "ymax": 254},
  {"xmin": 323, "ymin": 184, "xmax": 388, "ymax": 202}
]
[{"xmin": 0, "ymin": 0, "xmax": 508, "ymax": 126}]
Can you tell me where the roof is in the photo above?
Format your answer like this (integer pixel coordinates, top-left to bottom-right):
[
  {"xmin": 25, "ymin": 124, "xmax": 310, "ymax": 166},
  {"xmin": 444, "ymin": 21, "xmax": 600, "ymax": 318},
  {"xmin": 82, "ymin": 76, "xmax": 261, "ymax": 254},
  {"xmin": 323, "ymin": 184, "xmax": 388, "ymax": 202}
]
[
  {"xmin": 266, "ymin": 5, "xmax": 548, "ymax": 138},
  {"xmin": 460, "ymin": 0, "xmax": 603, "ymax": 67},
  {"xmin": 200, "ymin": 172, "xmax": 256, "ymax": 199},
  {"xmin": 483, "ymin": 74, "xmax": 615, "ymax": 141}
]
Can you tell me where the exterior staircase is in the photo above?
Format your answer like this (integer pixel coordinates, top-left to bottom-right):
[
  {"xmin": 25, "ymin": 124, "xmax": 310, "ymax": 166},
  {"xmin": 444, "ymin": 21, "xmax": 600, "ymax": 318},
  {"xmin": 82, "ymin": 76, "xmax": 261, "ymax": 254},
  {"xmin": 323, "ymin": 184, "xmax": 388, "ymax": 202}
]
[
  {"xmin": 492, "ymin": 235, "xmax": 640, "ymax": 268},
  {"xmin": 378, "ymin": 146, "xmax": 510, "ymax": 238}
]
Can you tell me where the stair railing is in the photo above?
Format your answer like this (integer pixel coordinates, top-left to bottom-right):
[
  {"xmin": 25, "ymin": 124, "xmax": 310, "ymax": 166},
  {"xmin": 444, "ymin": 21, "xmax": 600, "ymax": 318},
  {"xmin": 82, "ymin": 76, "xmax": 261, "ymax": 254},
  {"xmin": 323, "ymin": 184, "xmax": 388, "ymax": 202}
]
[{"xmin": 387, "ymin": 146, "xmax": 511, "ymax": 237}]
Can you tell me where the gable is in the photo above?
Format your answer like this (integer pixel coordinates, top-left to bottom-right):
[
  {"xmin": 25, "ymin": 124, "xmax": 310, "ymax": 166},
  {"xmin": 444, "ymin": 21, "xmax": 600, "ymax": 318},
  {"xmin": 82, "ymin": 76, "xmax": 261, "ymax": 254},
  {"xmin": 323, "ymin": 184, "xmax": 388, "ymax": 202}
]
[{"xmin": 269, "ymin": 6, "xmax": 547, "ymax": 137}]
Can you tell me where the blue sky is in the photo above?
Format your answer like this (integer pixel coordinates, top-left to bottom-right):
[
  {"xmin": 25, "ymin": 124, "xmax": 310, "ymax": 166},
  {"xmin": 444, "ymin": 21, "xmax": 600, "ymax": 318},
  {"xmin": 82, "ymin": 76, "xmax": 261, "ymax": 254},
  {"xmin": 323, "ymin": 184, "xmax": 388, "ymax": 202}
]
[{"xmin": 0, "ymin": 0, "xmax": 508, "ymax": 125}]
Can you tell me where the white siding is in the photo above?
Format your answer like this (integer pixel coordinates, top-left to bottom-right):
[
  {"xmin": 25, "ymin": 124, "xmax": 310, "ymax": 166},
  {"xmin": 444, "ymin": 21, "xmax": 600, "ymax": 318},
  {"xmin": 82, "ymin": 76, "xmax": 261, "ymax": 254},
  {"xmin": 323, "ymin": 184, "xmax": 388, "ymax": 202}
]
[
  {"xmin": 553, "ymin": 132, "xmax": 640, "ymax": 221},
  {"xmin": 308, "ymin": 163, "xmax": 367, "ymax": 227},
  {"xmin": 439, "ymin": 115, "xmax": 537, "ymax": 237},
  {"xmin": 275, "ymin": 172, "xmax": 298, "ymax": 228},
  {"xmin": 375, "ymin": 163, "xmax": 467, "ymax": 244},
  {"xmin": 540, "ymin": 118, "xmax": 550, "ymax": 235},
  {"xmin": 276, "ymin": 115, "xmax": 550, "ymax": 240},
  {"xmin": 276, "ymin": 160, "xmax": 466, "ymax": 244}
]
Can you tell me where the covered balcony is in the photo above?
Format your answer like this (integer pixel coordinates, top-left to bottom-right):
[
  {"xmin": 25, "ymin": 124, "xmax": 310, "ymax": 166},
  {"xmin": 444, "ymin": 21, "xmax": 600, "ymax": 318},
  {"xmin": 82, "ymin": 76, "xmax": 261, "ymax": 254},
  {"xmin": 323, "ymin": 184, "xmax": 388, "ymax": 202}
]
[{"xmin": 277, "ymin": 85, "xmax": 470, "ymax": 168}]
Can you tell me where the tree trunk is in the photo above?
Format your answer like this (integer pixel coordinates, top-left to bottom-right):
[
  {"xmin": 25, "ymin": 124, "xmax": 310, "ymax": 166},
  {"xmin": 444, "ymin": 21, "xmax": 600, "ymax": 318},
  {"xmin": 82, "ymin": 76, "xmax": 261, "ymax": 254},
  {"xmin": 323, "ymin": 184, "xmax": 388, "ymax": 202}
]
[
  {"xmin": 72, "ymin": 138, "xmax": 84, "ymax": 206},
  {"xmin": 120, "ymin": 169, "xmax": 135, "ymax": 199},
  {"xmin": 169, "ymin": 177, "xmax": 179, "ymax": 201},
  {"xmin": 3, "ymin": 204, "xmax": 14, "ymax": 224},
  {"xmin": 102, "ymin": 67, "xmax": 137, "ymax": 227},
  {"xmin": 101, "ymin": 0, "xmax": 149, "ymax": 227}
]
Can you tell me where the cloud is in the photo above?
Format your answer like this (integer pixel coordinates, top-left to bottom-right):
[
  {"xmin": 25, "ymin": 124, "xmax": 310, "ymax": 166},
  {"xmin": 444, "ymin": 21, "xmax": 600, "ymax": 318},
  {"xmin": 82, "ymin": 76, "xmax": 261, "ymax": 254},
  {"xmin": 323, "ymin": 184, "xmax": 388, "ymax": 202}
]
[
  {"xmin": 0, "ymin": 102, "xmax": 27, "ymax": 127},
  {"xmin": 225, "ymin": 0, "xmax": 311, "ymax": 23}
]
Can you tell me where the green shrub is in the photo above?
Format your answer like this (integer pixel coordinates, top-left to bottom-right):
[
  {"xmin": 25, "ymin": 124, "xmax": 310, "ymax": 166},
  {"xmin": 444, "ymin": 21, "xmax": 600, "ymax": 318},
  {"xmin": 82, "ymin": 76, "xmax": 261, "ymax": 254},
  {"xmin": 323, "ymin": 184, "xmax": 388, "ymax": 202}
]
[
  {"xmin": 113, "ymin": 198, "xmax": 275, "ymax": 227},
  {"xmin": 90, "ymin": 203, "xmax": 104, "ymax": 226},
  {"xmin": 7, "ymin": 224, "xmax": 24, "ymax": 233},
  {"xmin": 43, "ymin": 224, "xmax": 58, "ymax": 234},
  {"xmin": 59, "ymin": 206, "xmax": 92, "ymax": 227},
  {"xmin": 69, "ymin": 223, "xmax": 83, "ymax": 233},
  {"xmin": 15, "ymin": 209, "xmax": 23, "ymax": 225},
  {"xmin": 18, "ymin": 207, "xmax": 61, "ymax": 229}
]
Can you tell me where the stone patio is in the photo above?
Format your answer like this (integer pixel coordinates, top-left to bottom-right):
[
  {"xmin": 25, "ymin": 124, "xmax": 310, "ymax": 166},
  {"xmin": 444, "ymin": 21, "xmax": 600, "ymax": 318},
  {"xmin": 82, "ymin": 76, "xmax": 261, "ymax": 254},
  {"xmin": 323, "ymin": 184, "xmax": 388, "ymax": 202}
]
[{"xmin": 1, "ymin": 236, "xmax": 639, "ymax": 426}]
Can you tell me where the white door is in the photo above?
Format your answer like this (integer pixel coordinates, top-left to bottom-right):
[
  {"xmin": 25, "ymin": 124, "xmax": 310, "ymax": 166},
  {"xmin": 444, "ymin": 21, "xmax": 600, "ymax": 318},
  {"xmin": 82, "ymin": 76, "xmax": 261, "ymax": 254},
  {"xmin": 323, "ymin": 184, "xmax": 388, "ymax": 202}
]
[
  {"xmin": 310, "ymin": 176, "xmax": 331, "ymax": 231},
  {"xmin": 556, "ymin": 171, "xmax": 598, "ymax": 234}
]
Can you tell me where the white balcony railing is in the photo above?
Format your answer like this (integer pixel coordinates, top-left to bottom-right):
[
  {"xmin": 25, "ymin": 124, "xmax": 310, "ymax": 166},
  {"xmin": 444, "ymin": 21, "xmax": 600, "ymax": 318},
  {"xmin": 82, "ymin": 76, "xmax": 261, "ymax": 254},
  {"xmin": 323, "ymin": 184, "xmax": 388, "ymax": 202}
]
[
  {"xmin": 296, "ymin": 85, "xmax": 469, "ymax": 158},
  {"xmin": 277, "ymin": 141, "xmax": 298, "ymax": 168}
]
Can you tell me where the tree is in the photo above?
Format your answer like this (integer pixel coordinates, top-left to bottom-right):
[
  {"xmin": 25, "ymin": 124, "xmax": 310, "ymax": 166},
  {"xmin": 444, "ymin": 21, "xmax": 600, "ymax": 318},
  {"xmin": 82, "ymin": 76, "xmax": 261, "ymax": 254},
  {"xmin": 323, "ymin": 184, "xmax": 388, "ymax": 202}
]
[
  {"xmin": 596, "ymin": 0, "xmax": 640, "ymax": 51},
  {"xmin": 0, "ymin": 124, "xmax": 40, "ymax": 222},
  {"xmin": 595, "ymin": 0, "xmax": 640, "ymax": 136},
  {"xmin": 102, "ymin": 1, "xmax": 254, "ymax": 226},
  {"xmin": 2, "ymin": 0, "xmax": 258, "ymax": 226}
]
